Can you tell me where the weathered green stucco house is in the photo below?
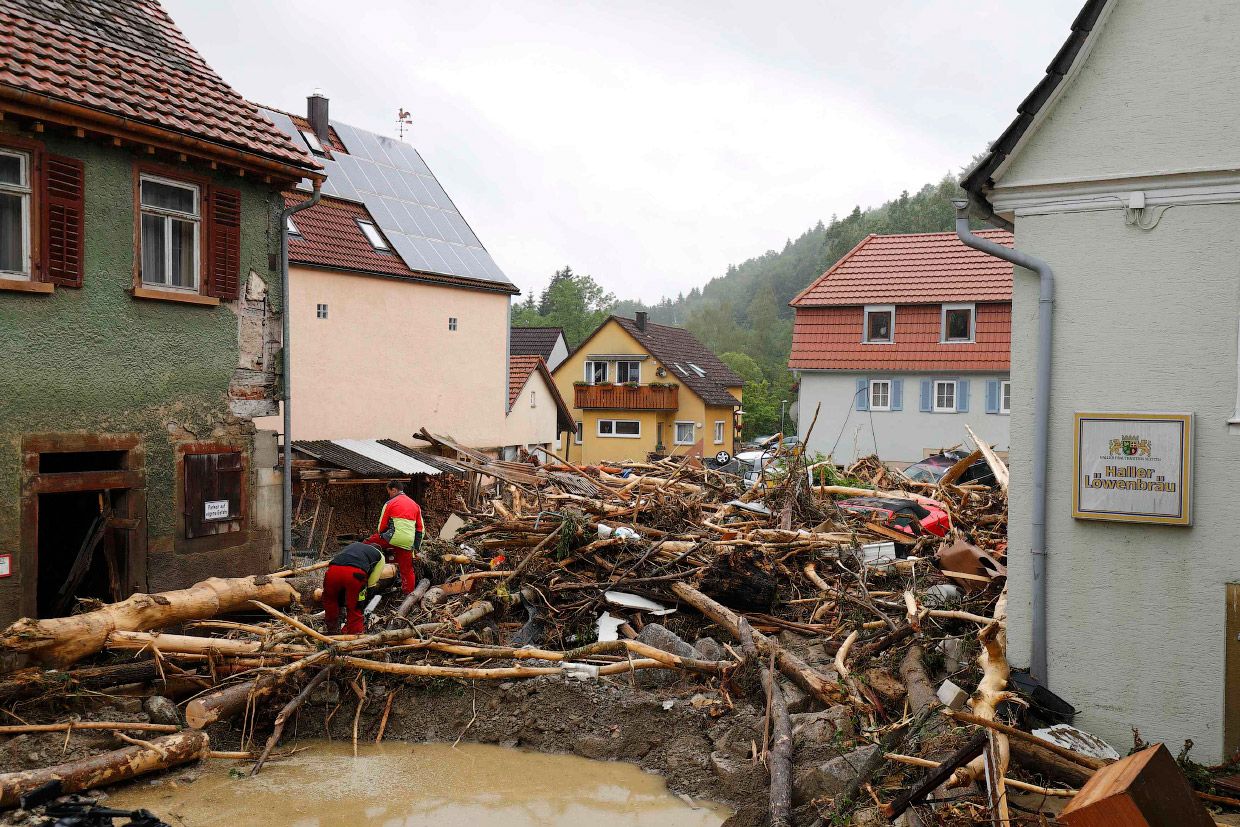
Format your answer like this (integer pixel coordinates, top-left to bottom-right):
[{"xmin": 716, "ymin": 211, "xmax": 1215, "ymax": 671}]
[{"xmin": 0, "ymin": 0, "xmax": 323, "ymax": 624}]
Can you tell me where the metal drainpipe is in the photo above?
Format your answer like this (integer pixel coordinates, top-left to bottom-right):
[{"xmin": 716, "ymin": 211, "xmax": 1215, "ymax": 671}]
[
  {"xmin": 950, "ymin": 197, "xmax": 1053, "ymax": 685},
  {"xmin": 280, "ymin": 184, "xmax": 322, "ymax": 567}
]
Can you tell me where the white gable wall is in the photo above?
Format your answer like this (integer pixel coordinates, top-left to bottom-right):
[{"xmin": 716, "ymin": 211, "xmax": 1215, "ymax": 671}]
[
  {"xmin": 992, "ymin": 0, "xmax": 1240, "ymax": 761},
  {"xmin": 1000, "ymin": 0, "xmax": 1240, "ymax": 188}
]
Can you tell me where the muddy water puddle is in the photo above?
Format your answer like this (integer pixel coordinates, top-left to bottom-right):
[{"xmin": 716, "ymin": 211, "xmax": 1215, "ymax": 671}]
[{"xmin": 107, "ymin": 741, "xmax": 732, "ymax": 826}]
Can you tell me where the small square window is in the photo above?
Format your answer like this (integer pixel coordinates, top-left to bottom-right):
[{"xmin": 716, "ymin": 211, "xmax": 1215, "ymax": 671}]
[
  {"xmin": 356, "ymin": 219, "xmax": 390, "ymax": 251},
  {"xmin": 316, "ymin": 303, "xmax": 328, "ymax": 319},
  {"xmin": 870, "ymin": 380, "xmax": 891, "ymax": 411},
  {"xmin": 300, "ymin": 129, "xmax": 325, "ymax": 155},
  {"xmin": 1000, "ymin": 380, "xmax": 1011, "ymax": 414},
  {"xmin": 934, "ymin": 380, "xmax": 956, "ymax": 413},
  {"xmin": 864, "ymin": 306, "xmax": 894, "ymax": 343},
  {"xmin": 941, "ymin": 304, "xmax": 974, "ymax": 342},
  {"xmin": 448, "ymin": 317, "xmax": 457, "ymax": 331}
]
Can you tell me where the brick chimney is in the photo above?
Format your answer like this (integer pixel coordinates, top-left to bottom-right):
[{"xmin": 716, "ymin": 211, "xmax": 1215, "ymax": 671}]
[
  {"xmin": 635, "ymin": 311, "xmax": 647, "ymax": 332},
  {"xmin": 307, "ymin": 89, "xmax": 330, "ymax": 143}
]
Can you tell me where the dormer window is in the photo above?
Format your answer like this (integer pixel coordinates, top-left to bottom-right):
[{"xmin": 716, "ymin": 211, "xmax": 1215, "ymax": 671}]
[
  {"xmin": 864, "ymin": 305, "xmax": 894, "ymax": 343},
  {"xmin": 356, "ymin": 219, "xmax": 390, "ymax": 251},
  {"xmin": 941, "ymin": 303, "xmax": 975, "ymax": 343},
  {"xmin": 300, "ymin": 129, "xmax": 325, "ymax": 155}
]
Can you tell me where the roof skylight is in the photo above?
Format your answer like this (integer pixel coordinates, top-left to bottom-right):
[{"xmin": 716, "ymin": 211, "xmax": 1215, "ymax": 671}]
[
  {"xmin": 300, "ymin": 129, "xmax": 325, "ymax": 155},
  {"xmin": 356, "ymin": 219, "xmax": 390, "ymax": 251}
]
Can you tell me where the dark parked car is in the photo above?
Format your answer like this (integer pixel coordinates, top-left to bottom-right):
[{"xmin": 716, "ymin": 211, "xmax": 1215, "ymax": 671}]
[{"xmin": 903, "ymin": 450, "xmax": 1000, "ymax": 487}]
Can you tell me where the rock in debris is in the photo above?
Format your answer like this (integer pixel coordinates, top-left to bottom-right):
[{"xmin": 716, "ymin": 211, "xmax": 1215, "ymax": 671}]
[
  {"xmin": 309, "ymin": 679, "xmax": 341, "ymax": 707},
  {"xmin": 791, "ymin": 704, "xmax": 855, "ymax": 748},
  {"xmin": 792, "ymin": 744, "xmax": 881, "ymax": 805},
  {"xmin": 635, "ymin": 623, "xmax": 698, "ymax": 687},
  {"xmin": 143, "ymin": 695, "xmax": 180, "ymax": 726},
  {"xmin": 694, "ymin": 636, "xmax": 725, "ymax": 662}
]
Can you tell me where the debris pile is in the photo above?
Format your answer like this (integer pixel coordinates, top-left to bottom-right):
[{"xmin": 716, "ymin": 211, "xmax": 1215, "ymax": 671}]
[{"xmin": 0, "ymin": 432, "xmax": 1227, "ymax": 825}]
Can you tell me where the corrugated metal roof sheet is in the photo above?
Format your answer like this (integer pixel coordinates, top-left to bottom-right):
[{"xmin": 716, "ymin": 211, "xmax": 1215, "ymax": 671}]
[{"xmin": 333, "ymin": 439, "xmax": 442, "ymax": 476}]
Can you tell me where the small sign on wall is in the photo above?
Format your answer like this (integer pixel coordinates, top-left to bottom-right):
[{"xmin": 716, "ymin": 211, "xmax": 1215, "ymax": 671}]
[
  {"xmin": 0, "ymin": 554, "xmax": 10, "ymax": 577},
  {"xmin": 204, "ymin": 499, "xmax": 230, "ymax": 521},
  {"xmin": 1073, "ymin": 412, "xmax": 1193, "ymax": 525}
]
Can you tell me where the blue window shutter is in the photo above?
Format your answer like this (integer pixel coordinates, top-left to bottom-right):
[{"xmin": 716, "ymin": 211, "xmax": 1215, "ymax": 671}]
[
  {"xmin": 986, "ymin": 380, "xmax": 999, "ymax": 414},
  {"xmin": 957, "ymin": 379, "xmax": 970, "ymax": 413},
  {"xmin": 919, "ymin": 380, "xmax": 932, "ymax": 412},
  {"xmin": 890, "ymin": 379, "xmax": 903, "ymax": 411},
  {"xmin": 855, "ymin": 378, "xmax": 869, "ymax": 411}
]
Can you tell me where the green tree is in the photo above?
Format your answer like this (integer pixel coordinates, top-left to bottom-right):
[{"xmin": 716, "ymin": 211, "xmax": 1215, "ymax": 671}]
[
  {"xmin": 511, "ymin": 266, "xmax": 617, "ymax": 348},
  {"xmin": 719, "ymin": 352, "xmax": 762, "ymax": 384}
]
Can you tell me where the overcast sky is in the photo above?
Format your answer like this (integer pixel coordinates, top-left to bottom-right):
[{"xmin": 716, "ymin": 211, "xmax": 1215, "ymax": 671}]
[{"xmin": 164, "ymin": 0, "xmax": 1081, "ymax": 304}]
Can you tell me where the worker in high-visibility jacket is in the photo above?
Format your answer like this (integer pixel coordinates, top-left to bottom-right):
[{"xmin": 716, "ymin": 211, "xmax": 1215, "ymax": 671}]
[
  {"xmin": 322, "ymin": 541, "xmax": 385, "ymax": 634},
  {"xmin": 367, "ymin": 480, "xmax": 424, "ymax": 595}
]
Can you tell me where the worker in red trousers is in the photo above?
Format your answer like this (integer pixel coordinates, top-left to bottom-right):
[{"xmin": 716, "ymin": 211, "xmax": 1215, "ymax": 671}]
[
  {"xmin": 367, "ymin": 479, "xmax": 424, "ymax": 595},
  {"xmin": 322, "ymin": 541, "xmax": 385, "ymax": 635}
]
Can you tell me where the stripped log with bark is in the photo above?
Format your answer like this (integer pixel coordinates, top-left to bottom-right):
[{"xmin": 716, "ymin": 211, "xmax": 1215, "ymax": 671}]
[
  {"xmin": 759, "ymin": 663, "xmax": 792, "ymax": 827},
  {"xmin": 0, "ymin": 576, "xmax": 299, "ymax": 670},
  {"xmin": 0, "ymin": 730, "xmax": 209, "ymax": 808}
]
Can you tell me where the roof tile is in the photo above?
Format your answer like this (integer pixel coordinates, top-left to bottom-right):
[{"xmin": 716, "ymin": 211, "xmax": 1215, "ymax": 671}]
[
  {"xmin": 0, "ymin": 0, "xmax": 317, "ymax": 172},
  {"xmin": 510, "ymin": 327, "xmax": 564, "ymax": 362},
  {"xmin": 609, "ymin": 317, "xmax": 743, "ymax": 407},
  {"xmin": 790, "ymin": 230, "xmax": 1014, "ymax": 306}
]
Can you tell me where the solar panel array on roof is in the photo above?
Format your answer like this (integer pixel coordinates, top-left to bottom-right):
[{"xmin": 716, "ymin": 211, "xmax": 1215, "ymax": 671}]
[{"xmin": 259, "ymin": 107, "xmax": 511, "ymax": 287}]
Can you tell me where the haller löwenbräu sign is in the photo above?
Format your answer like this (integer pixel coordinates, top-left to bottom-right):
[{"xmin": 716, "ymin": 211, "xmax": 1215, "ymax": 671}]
[{"xmin": 1072, "ymin": 412, "xmax": 1193, "ymax": 526}]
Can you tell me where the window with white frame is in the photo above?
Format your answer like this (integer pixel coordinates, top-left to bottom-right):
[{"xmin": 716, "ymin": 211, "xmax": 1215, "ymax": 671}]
[
  {"xmin": 356, "ymin": 219, "xmax": 390, "ymax": 251},
  {"xmin": 448, "ymin": 317, "xmax": 457, "ymax": 331},
  {"xmin": 140, "ymin": 175, "xmax": 200, "ymax": 290},
  {"xmin": 574, "ymin": 421, "xmax": 583, "ymax": 444},
  {"xmin": 863, "ymin": 305, "xmax": 894, "ymax": 343},
  {"xmin": 870, "ymin": 379, "xmax": 891, "ymax": 411},
  {"xmin": 300, "ymin": 129, "xmax": 325, "ymax": 155},
  {"xmin": 598, "ymin": 419, "xmax": 641, "ymax": 438},
  {"xmin": 1000, "ymin": 380, "xmax": 1011, "ymax": 414},
  {"xmin": 584, "ymin": 361, "xmax": 608, "ymax": 384},
  {"xmin": 0, "ymin": 147, "xmax": 32, "ymax": 278},
  {"xmin": 674, "ymin": 421, "xmax": 695, "ymax": 445},
  {"xmin": 616, "ymin": 361, "xmax": 641, "ymax": 383},
  {"xmin": 555, "ymin": 433, "xmax": 563, "ymax": 452},
  {"xmin": 934, "ymin": 380, "xmax": 957, "ymax": 413},
  {"xmin": 316, "ymin": 303, "xmax": 328, "ymax": 319},
  {"xmin": 714, "ymin": 421, "xmax": 725, "ymax": 444},
  {"xmin": 941, "ymin": 303, "xmax": 975, "ymax": 342}
]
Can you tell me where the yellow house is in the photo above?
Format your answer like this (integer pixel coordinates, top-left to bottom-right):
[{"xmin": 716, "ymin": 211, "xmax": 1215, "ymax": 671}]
[{"xmin": 553, "ymin": 313, "xmax": 744, "ymax": 464}]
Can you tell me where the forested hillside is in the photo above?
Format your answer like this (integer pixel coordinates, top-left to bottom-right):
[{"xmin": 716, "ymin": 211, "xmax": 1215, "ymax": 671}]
[{"xmin": 515, "ymin": 171, "xmax": 972, "ymax": 437}]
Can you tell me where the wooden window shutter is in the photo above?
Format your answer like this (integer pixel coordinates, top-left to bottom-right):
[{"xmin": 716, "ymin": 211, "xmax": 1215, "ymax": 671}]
[
  {"xmin": 206, "ymin": 186, "xmax": 242, "ymax": 299},
  {"xmin": 41, "ymin": 154, "xmax": 85, "ymax": 286},
  {"xmin": 183, "ymin": 451, "xmax": 244, "ymax": 539}
]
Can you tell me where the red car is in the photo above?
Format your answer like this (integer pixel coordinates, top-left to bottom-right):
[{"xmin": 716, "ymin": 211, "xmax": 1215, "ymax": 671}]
[{"xmin": 833, "ymin": 497, "xmax": 950, "ymax": 538}]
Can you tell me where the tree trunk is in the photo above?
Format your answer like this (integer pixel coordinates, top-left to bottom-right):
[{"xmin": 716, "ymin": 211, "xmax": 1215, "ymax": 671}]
[
  {"xmin": 0, "ymin": 730, "xmax": 209, "ymax": 808},
  {"xmin": 185, "ymin": 674, "xmax": 282, "ymax": 730},
  {"xmin": 672, "ymin": 582, "xmax": 847, "ymax": 706},
  {"xmin": 0, "ymin": 575, "xmax": 300, "ymax": 671},
  {"xmin": 1008, "ymin": 738, "xmax": 1094, "ymax": 787},
  {"xmin": 759, "ymin": 665, "xmax": 792, "ymax": 827},
  {"xmin": 0, "ymin": 661, "xmax": 173, "ymax": 704}
]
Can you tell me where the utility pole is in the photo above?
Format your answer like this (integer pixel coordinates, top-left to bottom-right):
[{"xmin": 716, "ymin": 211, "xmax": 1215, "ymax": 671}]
[{"xmin": 781, "ymin": 399, "xmax": 789, "ymax": 437}]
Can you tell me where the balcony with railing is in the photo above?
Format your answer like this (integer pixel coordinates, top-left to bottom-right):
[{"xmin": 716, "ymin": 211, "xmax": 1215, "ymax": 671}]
[{"xmin": 574, "ymin": 383, "xmax": 679, "ymax": 410}]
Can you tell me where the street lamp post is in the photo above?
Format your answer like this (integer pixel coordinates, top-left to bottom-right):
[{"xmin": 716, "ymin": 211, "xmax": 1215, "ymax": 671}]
[{"xmin": 781, "ymin": 399, "xmax": 789, "ymax": 437}]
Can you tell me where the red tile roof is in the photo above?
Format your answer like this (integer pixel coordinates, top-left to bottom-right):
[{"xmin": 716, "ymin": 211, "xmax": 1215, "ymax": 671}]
[
  {"xmin": 509, "ymin": 355, "xmax": 574, "ymax": 431},
  {"xmin": 286, "ymin": 192, "xmax": 519, "ymax": 293},
  {"xmin": 789, "ymin": 303, "xmax": 1011, "ymax": 371},
  {"xmin": 608, "ymin": 317, "xmax": 743, "ymax": 407},
  {"xmin": 263, "ymin": 104, "xmax": 348, "ymax": 157},
  {"xmin": 0, "ymin": 0, "xmax": 318, "ymax": 174},
  {"xmin": 790, "ymin": 230, "xmax": 1014, "ymax": 306}
]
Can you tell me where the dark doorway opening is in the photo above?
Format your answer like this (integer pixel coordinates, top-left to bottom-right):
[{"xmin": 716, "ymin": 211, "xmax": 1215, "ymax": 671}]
[{"xmin": 36, "ymin": 489, "xmax": 129, "ymax": 617}]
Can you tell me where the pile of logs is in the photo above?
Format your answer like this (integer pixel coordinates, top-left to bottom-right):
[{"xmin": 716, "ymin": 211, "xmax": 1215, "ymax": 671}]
[{"xmin": 0, "ymin": 431, "xmax": 1201, "ymax": 824}]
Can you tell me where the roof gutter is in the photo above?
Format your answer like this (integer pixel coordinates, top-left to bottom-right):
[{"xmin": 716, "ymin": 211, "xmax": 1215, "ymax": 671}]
[
  {"xmin": 951, "ymin": 197, "xmax": 1052, "ymax": 686},
  {"xmin": 0, "ymin": 84, "xmax": 324, "ymax": 184},
  {"xmin": 280, "ymin": 182, "xmax": 322, "ymax": 567}
]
